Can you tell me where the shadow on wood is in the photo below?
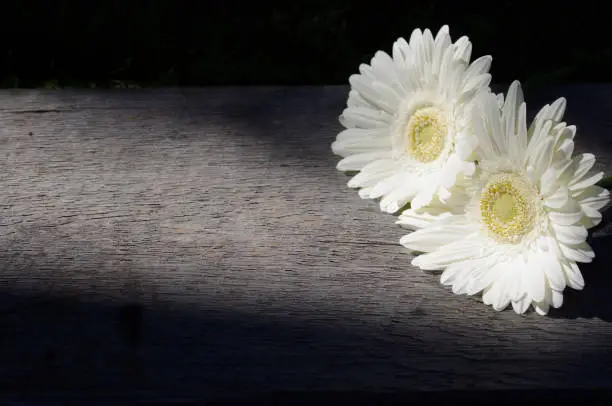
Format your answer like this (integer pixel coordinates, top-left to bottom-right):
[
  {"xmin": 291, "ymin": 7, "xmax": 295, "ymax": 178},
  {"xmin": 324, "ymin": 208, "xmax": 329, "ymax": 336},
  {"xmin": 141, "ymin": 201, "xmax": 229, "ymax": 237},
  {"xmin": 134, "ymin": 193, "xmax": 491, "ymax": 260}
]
[{"xmin": 1, "ymin": 236, "xmax": 612, "ymax": 400}]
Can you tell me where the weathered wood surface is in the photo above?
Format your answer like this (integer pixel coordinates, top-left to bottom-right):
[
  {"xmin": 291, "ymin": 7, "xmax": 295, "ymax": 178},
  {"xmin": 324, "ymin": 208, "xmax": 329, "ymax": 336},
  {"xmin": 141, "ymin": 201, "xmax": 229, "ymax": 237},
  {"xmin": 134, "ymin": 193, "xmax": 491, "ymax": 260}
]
[{"xmin": 0, "ymin": 85, "xmax": 611, "ymax": 402}]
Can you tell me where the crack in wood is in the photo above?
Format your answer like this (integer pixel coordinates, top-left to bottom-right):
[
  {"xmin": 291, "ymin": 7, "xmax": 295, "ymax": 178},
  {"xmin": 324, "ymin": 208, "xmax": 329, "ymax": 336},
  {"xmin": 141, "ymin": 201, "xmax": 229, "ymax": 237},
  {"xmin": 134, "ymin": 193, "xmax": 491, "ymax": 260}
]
[
  {"xmin": 8, "ymin": 109, "xmax": 69, "ymax": 114},
  {"xmin": 316, "ymin": 239, "xmax": 397, "ymax": 246}
]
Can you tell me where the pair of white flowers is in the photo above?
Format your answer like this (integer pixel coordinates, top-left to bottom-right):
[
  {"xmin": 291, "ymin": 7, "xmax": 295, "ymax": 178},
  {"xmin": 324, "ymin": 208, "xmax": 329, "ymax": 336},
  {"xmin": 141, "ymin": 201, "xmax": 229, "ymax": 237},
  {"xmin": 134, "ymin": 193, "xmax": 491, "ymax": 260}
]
[{"xmin": 331, "ymin": 25, "xmax": 610, "ymax": 315}]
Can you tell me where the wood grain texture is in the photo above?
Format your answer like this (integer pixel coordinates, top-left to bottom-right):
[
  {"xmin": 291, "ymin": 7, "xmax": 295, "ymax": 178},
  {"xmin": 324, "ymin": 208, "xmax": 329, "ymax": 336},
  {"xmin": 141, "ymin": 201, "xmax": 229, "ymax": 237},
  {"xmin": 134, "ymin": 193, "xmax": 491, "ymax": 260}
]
[{"xmin": 0, "ymin": 85, "xmax": 612, "ymax": 402}]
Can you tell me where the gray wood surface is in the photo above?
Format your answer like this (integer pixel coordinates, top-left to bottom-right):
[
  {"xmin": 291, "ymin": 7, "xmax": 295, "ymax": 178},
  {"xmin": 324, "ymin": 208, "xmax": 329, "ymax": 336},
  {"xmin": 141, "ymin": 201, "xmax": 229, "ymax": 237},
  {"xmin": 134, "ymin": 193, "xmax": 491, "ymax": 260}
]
[{"xmin": 0, "ymin": 85, "xmax": 611, "ymax": 402}]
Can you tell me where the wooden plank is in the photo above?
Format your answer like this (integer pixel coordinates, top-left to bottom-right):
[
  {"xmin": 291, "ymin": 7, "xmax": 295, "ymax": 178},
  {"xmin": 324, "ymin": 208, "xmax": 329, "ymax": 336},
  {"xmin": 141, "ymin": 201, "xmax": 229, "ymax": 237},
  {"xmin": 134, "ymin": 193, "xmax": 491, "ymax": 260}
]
[{"xmin": 0, "ymin": 85, "xmax": 611, "ymax": 402}]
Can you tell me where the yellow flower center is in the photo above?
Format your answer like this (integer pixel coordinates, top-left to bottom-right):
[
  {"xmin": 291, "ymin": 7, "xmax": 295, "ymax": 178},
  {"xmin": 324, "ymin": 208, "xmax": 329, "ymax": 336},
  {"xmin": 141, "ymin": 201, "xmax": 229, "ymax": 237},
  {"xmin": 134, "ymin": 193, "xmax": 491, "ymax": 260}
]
[
  {"xmin": 479, "ymin": 173, "xmax": 538, "ymax": 244},
  {"xmin": 405, "ymin": 107, "xmax": 448, "ymax": 162}
]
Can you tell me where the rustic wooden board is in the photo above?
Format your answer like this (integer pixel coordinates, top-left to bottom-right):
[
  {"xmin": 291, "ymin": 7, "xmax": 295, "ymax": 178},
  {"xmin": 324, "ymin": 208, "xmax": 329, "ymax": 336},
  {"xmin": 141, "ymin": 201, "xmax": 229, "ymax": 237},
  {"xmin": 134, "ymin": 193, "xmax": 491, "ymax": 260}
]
[{"xmin": 0, "ymin": 85, "xmax": 611, "ymax": 402}]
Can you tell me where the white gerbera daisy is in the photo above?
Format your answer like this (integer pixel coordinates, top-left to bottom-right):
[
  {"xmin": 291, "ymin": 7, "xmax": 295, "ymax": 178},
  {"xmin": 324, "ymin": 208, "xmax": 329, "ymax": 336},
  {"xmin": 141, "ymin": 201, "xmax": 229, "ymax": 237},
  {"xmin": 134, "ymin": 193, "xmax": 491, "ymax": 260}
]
[
  {"xmin": 331, "ymin": 25, "xmax": 493, "ymax": 214},
  {"xmin": 399, "ymin": 81, "xmax": 610, "ymax": 315},
  {"xmin": 396, "ymin": 92, "xmax": 505, "ymax": 229}
]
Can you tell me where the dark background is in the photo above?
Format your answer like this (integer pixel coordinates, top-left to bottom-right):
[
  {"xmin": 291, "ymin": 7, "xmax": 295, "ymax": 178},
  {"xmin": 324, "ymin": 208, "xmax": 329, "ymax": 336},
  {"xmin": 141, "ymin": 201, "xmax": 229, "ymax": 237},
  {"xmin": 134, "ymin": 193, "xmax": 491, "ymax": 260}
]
[{"xmin": 1, "ymin": 1, "xmax": 610, "ymax": 89}]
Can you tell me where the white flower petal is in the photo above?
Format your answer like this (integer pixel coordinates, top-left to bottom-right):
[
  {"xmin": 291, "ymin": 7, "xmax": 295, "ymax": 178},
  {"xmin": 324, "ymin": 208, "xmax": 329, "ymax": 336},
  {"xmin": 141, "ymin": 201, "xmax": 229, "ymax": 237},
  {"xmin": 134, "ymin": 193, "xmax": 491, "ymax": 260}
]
[
  {"xmin": 555, "ymin": 136, "xmax": 574, "ymax": 162},
  {"xmin": 438, "ymin": 44, "xmax": 460, "ymax": 95},
  {"xmin": 336, "ymin": 151, "xmax": 392, "ymax": 171},
  {"xmin": 357, "ymin": 186, "xmax": 374, "ymax": 199},
  {"xmin": 559, "ymin": 241, "xmax": 595, "ymax": 263},
  {"xmin": 450, "ymin": 268, "xmax": 473, "ymax": 295},
  {"xmin": 582, "ymin": 209, "xmax": 603, "ymax": 228},
  {"xmin": 528, "ymin": 134, "xmax": 555, "ymax": 180},
  {"xmin": 495, "ymin": 92, "xmax": 504, "ymax": 108},
  {"xmin": 570, "ymin": 153, "xmax": 596, "ymax": 183},
  {"xmin": 347, "ymin": 160, "xmax": 396, "ymax": 189},
  {"xmin": 455, "ymin": 130, "xmax": 478, "ymax": 161},
  {"xmin": 462, "ymin": 56, "xmax": 492, "ymax": 88},
  {"xmin": 439, "ymin": 153, "xmax": 476, "ymax": 190},
  {"xmin": 544, "ymin": 186, "xmax": 570, "ymax": 209},
  {"xmin": 392, "ymin": 37, "xmax": 410, "ymax": 63},
  {"xmin": 335, "ymin": 127, "xmax": 385, "ymax": 142},
  {"xmin": 493, "ymin": 289, "xmax": 512, "ymax": 312},
  {"xmin": 439, "ymin": 254, "xmax": 499, "ymax": 293},
  {"xmin": 481, "ymin": 283, "xmax": 497, "ymax": 306},
  {"xmin": 346, "ymin": 89, "xmax": 371, "ymax": 109},
  {"xmin": 411, "ymin": 233, "xmax": 483, "ymax": 271},
  {"xmin": 510, "ymin": 259, "xmax": 531, "ymax": 313},
  {"xmin": 453, "ymin": 36, "xmax": 472, "ymax": 62},
  {"xmin": 507, "ymin": 256, "xmax": 530, "ymax": 301},
  {"xmin": 549, "ymin": 210, "xmax": 584, "ymax": 226},
  {"xmin": 532, "ymin": 97, "xmax": 566, "ymax": 136},
  {"xmin": 495, "ymin": 261, "xmax": 521, "ymax": 302},
  {"xmin": 340, "ymin": 106, "xmax": 391, "ymax": 129},
  {"xmin": 421, "ymin": 28, "xmax": 435, "ymax": 65},
  {"xmin": 461, "ymin": 74, "xmax": 492, "ymax": 101},
  {"xmin": 537, "ymin": 235, "xmax": 563, "ymax": 260},
  {"xmin": 575, "ymin": 185, "xmax": 610, "ymax": 211},
  {"xmin": 473, "ymin": 92, "xmax": 503, "ymax": 158},
  {"xmin": 548, "ymin": 98, "xmax": 567, "ymax": 122},
  {"xmin": 370, "ymin": 51, "xmax": 401, "ymax": 86},
  {"xmin": 551, "ymin": 290, "xmax": 564, "ymax": 309},
  {"xmin": 379, "ymin": 183, "xmax": 420, "ymax": 214},
  {"xmin": 400, "ymin": 216, "xmax": 473, "ymax": 252},
  {"xmin": 432, "ymin": 28, "xmax": 451, "ymax": 74},
  {"xmin": 541, "ymin": 251, "xmax": 566, "ymax": 291},
  {"xmin": 539, "ymin": 167, "xmax": 559, "ymax": 197},
  {"xmin": 349, "ymin": 75, "xmax": 395, "ymax": 114},
  {"xmin": 569, "ymin": 171, "xmax": 604, "ymax": 192},
  {"xmin": 562, "ymin": 261, "xmax": 585, "ymax": 290},
  {"xmin": 396, "ymin": 207, "xmax": 453, "ymax": 229},
  {"xmin": 438, "ymin": 186, "xmax": 452, "ymax": 203},
  {"xmin": 550, "ymin": 223, "xmax": 588, "ymax": 246},
  {"xmin": 369, "ymin": 171, "xmax": 407, "ymax": 199},
  {"xmin": 332, "ymin": 134, "xmax": 391, "ymax": 156},
  {"xmin": 440, "ymin": 261, "xmax": 468, "ymax": 286},
  {"xmin": 526, "ymin": 250, "xmax": 547, "ymax": 302},
  {"xmin": 507, "ymin": 102, "xmax": 528, "ymax": 162},
  {"xmin": 482, "ymin": 277, "xmax": 511, "ymax": 311},
  {"xmin": 501, "ymin": 81, "xmax": 524, "ymax": 139},
  {"xmin": 511, "ymin": 296, "xmax": 531, "ymax": 314},
  {"xmin": 410, "ymin": 182, "xmax": 439, "ymax": 211},
  {"xmin": 465, "ymin": 262, "xmax": 502, "ymax": 296},
  {"xmin": 372, "ymin": 81, "xmax": 402, "ymax": 110},
  {"xmin": 533, "ymin": 300, "xmax": 550, "ymax": 316},
  {"xmin": 575, "ymin": 186, "xmax": 610, "ymax": 228}
]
